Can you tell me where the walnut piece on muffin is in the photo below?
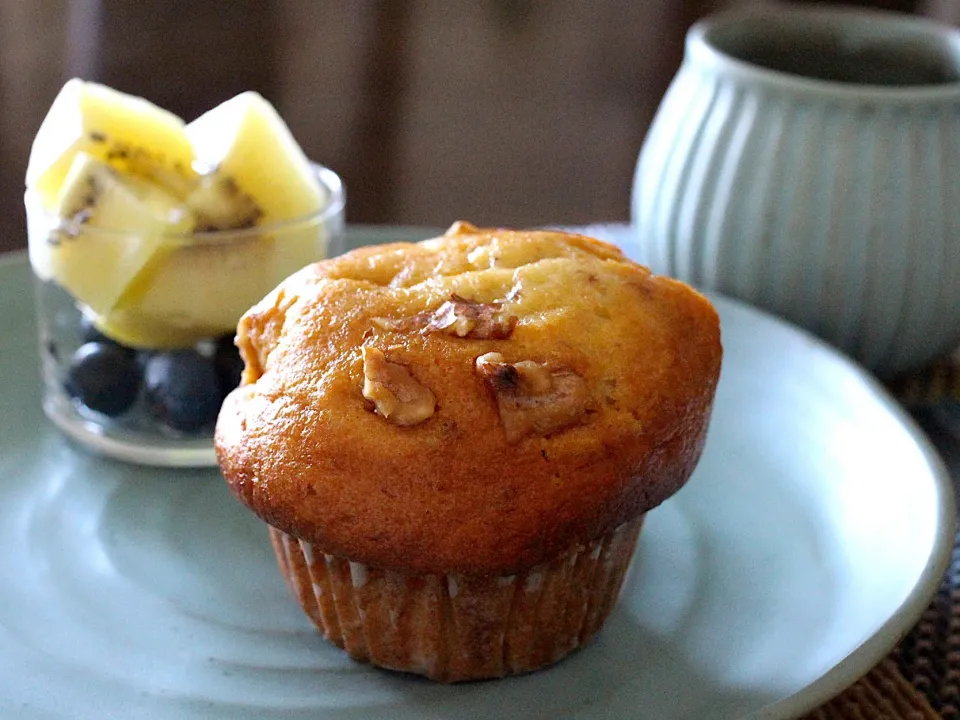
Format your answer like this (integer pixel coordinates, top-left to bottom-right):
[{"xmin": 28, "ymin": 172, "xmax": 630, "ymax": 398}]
[
  {"xmin": 474, "ymin": 351, "xmax": 590, "ymax": 442},
  {"xmin": 373, "ymin": 294, "xmax": 517, "ymax": 339},
  {"xmin": 216, "ymin": 221, "xmax": 722, "ymax": 682},
  {"xmin": 360, "ymin": 346, "xmax": 436, "ymax": 425}
]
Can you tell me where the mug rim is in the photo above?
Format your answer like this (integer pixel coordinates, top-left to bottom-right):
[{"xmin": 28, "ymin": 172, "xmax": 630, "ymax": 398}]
[{"xmin": 689, "ymin": 4, "xmax": 960, "ymax": 101}]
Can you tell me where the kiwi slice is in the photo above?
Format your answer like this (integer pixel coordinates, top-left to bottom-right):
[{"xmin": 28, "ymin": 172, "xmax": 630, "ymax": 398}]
[
  {"xmin": 35, "ymin": 152, "xmax": 193, "ymax": 317},
  {"xmin": 185, "ymin": 173, "xmax": 264, "ymax": 232},
  {"xmin": 26, "ymin": 79, "xmax": 198, "ymax": 208}
]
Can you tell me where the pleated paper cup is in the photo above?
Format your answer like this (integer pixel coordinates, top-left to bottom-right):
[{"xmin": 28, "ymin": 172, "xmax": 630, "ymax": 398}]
[{"xmin": 269, "ymin": 515, "xmax": 644, "ymax": 682}]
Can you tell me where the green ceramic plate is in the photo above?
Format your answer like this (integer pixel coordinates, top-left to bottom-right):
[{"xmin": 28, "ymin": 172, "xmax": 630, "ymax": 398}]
[{"xmin": 0, "ymin": 227, "xmax": 953, "ymax": 719}]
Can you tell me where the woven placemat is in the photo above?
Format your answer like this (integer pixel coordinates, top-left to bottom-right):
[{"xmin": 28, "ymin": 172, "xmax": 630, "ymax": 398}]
[
  {"xmin": 803, "ymin": 527, "xmax": 958, "ymax": 720},
  {"xmin": 893, "ymin": 357, "xmax": 960, "ymax": 720},
  {"xmin": 802, "ymin": 356, "xmax": 960, "ymax": 720},
  {"xmin": 894, "ymin": 526, "xmax": 960, "ymax": 720},
  {"xmin": 804, "ymin": 658, "xmax": 942, "ymax": 719}
]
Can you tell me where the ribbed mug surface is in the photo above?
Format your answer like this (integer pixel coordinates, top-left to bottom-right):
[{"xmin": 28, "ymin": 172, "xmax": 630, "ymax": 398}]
[{"xmin": 632, "ymin": 6, "xmax": 960, "ymax": 377}]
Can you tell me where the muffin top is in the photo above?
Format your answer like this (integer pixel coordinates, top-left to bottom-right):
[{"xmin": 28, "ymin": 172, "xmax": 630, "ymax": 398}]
[{"xmin": 216, "ymin": 222, "xmax": 722, "ymax": 575}]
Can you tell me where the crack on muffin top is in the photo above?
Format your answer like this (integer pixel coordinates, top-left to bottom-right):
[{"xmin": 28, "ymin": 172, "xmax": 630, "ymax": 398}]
[{"xmin": 236, "ymin": 222, "xmax": 639, "ymax": 391}]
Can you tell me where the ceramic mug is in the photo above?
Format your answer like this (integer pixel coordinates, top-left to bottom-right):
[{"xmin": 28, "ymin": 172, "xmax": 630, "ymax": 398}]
[{"xmin": 631, "ymin": 5, "xmax": 960, "ymax": 378}]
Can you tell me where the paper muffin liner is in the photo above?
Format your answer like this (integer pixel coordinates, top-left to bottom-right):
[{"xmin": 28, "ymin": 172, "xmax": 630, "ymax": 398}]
[{"xmin": 269, "ymin": 514, "xmax": 644, "ymax": 682}]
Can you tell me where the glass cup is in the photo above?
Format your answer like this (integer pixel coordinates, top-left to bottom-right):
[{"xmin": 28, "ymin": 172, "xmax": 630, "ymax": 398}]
[{"xmin": 27, "ymin": 164, "xmax": 345, "ymax": 467}]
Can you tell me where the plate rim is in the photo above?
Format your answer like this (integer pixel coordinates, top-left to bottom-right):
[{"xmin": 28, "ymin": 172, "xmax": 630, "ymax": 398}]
[
  {"xmin": 0, "ymin": 234, "xmax": 955, "ymax": 719},
  {"xmin": 706, "ymin": 293, "xmax": 957, "ymax": 719}
]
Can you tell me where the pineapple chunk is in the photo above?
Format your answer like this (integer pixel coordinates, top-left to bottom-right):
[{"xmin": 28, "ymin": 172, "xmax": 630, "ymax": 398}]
[
  {"xmin": 26, "ymin": 84, "xmax": 337, "ymax": 350},
  {"xmin": 97, "ymin": 93, "xmax": 334, "ymax": 348},
  {"xmin": 102, "ymin": 223, "xmax": 327, "ymax": 348},
  {"xmin": 32, "ymin": 152, "xmax": 193, "ymax": 317},
  {"xmin": 185, "ymin": 91, "xmax": 326, "ymax": 225},
  {"xmin": 26, "ymin": 79, "xmax": 197, "ymax": 208},
  {"xmin": 186, "ymin": 174, "xmax": 262, "ymax": 231},
  {"xmin": 91, "ymin": 309, "xmax": 215, "ymax": 350}
]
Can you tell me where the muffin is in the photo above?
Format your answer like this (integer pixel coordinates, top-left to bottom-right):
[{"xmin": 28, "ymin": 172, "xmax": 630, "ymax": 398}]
[{"xmin": 215, "ymin": 221, "xmax": 722, "ymax": 682}]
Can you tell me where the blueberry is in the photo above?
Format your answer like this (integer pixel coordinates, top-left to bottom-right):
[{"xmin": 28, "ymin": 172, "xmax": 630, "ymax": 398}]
[
  {"xmin": 144, "ymin": 350, "xmax": 222, "ymax": 433},
  {"xmin": 214, "ymin": 334, "xmax": 244, "ymax": 397},
  {"xmin": 64, "ymin": 342, "xmax": 142, "ymax": 417}
]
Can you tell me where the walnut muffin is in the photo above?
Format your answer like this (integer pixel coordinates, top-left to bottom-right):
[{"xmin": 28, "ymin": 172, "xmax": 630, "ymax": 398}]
[{"xmin": 215, "ymin": 222, "xmax": 722, "ymax": 682}]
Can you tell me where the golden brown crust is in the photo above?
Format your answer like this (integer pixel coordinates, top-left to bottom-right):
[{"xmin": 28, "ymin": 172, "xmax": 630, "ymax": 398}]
[{"xmin": 215, "ymin": 223, "xmax": 722, "ymax": 575}]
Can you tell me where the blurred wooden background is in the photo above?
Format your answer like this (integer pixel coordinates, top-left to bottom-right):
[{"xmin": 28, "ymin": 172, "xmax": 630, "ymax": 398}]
[{"xmin": 0, "ymin": 0, "xmax": 944, "ymax": 253}]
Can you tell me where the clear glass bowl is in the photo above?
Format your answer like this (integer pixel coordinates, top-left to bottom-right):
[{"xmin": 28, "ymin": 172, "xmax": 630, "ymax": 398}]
[{"xmin": 27, "ymin": 164, "xmax": 345, "ymax": 467}]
